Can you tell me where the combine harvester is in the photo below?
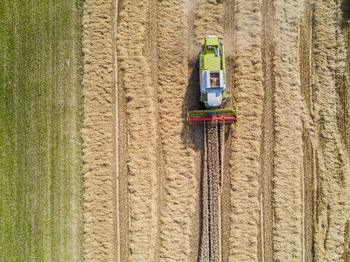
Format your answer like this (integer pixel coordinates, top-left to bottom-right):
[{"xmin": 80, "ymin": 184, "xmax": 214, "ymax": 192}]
[
  {"xmin": 186, "ymin": 36, "xmax": 237, "ymax": 128},
  {"xmin": 189, "ymin": 36, "xmax": 237, "ymax": 262}
]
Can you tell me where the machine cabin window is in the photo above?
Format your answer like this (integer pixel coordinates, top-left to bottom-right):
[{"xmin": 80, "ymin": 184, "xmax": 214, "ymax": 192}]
[{"xmin": 210, "ymin": 72, "xmax": 220, "ymax": 88}]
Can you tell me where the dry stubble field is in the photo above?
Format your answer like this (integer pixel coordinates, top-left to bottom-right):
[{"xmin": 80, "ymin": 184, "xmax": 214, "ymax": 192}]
[
  {"xmin": 82, "ymin": 0, "xmax": 350, "ymax": 261},
  {"xmin": 1, "ymin": 0, "xmax": 349, "ymax": 261}
]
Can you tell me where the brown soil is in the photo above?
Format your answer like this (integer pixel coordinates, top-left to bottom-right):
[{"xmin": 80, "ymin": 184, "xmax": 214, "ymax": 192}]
[
  {"xmin": 199, "ymin": 123, "xmax": 210, "ymax": 262},
  {"xmin": 81, "ymin": 0, "xmax": 350, "ymax": 261},
  {"xmin": 199, "ymin": 123, "xmax": 222, "ymax": 262},
  {"xmin": 207, "ymin": 124, "xmax": 222, "ymax": 262}
]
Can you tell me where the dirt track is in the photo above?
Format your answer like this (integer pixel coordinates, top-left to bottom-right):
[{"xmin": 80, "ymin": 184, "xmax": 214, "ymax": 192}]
[
  {"xmin": 199, "ymin": 124, "xmax": 222, "ymax": 262},
  {"xmin": 82, "ymin": 0, "xmax": 350, "ymax": 261}
]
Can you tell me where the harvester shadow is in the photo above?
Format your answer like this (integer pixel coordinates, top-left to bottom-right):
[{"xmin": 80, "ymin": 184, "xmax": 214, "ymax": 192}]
[
  {"xmin": 341, "ymin": 0, "xmax": 350, "ymax": 27},
  {"xmin": 181, "ymin": 60, "xmax": 203, "ymax": 151},
  {"xmin": 181, "ymin": 59, "xmax": 207, "ymax": 260}
]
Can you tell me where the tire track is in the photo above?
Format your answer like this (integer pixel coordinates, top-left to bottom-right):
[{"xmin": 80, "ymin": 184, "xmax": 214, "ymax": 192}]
[
  {"xmin": 113, "ymin": 2, "xmax": 120, "ymax": 261},
  {"xmin": 116, "ymin": 1, "xmax": 129, "ymax": 259},
  {"xmin": 299, "ymin": 2, "xmax": 315, "ymax": 261},
  {"xmin": 260, "ymin": 0, "xmax": 275, "ymax": 260},
  {"xmin": 149, "ymin": 0, "xmax": 162, "ymax": 261}
]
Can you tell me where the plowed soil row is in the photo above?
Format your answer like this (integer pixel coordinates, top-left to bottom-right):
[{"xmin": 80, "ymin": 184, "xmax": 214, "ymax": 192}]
[
  {"xmin": 260, "ymin": 0, "xmax": 275, "ymax": 260},
  {"xmin": 199, "ymin": 124, "xmax": 222, "ymax": 262},
  {"xmin": 199, "ymin": 123, "xmax": 209, "ymax": 262},
  {"xmin": 207, "ymin": 124, "xmax": 221, "ymax": 262}
]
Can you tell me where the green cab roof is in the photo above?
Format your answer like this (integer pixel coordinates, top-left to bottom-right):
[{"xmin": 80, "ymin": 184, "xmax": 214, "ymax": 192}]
[
  {"xmin": 205, "ymin": 36, "xmax": 219, "ymax": 47},
  {"xmin": 203, "ymin": 53, "xmax": 220, "ymax": 71}
]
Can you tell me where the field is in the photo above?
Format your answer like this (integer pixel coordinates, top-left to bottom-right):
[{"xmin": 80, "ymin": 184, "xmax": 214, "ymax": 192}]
[
  {"xmin": 0, "ymin": 1, "xmax": 82, "ymax": 261},
  {"xmin": 1, "ymin": 0, "xmax": 350, "ymax": 261},
  {"xmin": 113, "ymin": 0, "xmax": 350, "ymax": 261}
]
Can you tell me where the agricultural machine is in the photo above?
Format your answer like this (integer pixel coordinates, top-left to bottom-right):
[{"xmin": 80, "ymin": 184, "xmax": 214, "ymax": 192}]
[{"xmin": 186, "ymin": 36, "xmax": 237, "ymax": 128}]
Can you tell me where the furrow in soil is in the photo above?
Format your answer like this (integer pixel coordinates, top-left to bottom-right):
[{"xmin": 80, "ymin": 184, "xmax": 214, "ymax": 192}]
[
  {"xmin": 260, "ymin": 0, "xmax": 275, "ymax": 260},
  {"xmin": 207, "ymin": 124, "xmax": 221, "ymax": 262},
  {"xmin": 299, "ymin": 1, "xmax": 315, "ymax": 261},
  {"xmin": 199, "ymin": 123, "xmax": 222, "ymax": 262},
  {"xmin": 199, "ymin": 123, "xmax": 210, "ymax": 262}
]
